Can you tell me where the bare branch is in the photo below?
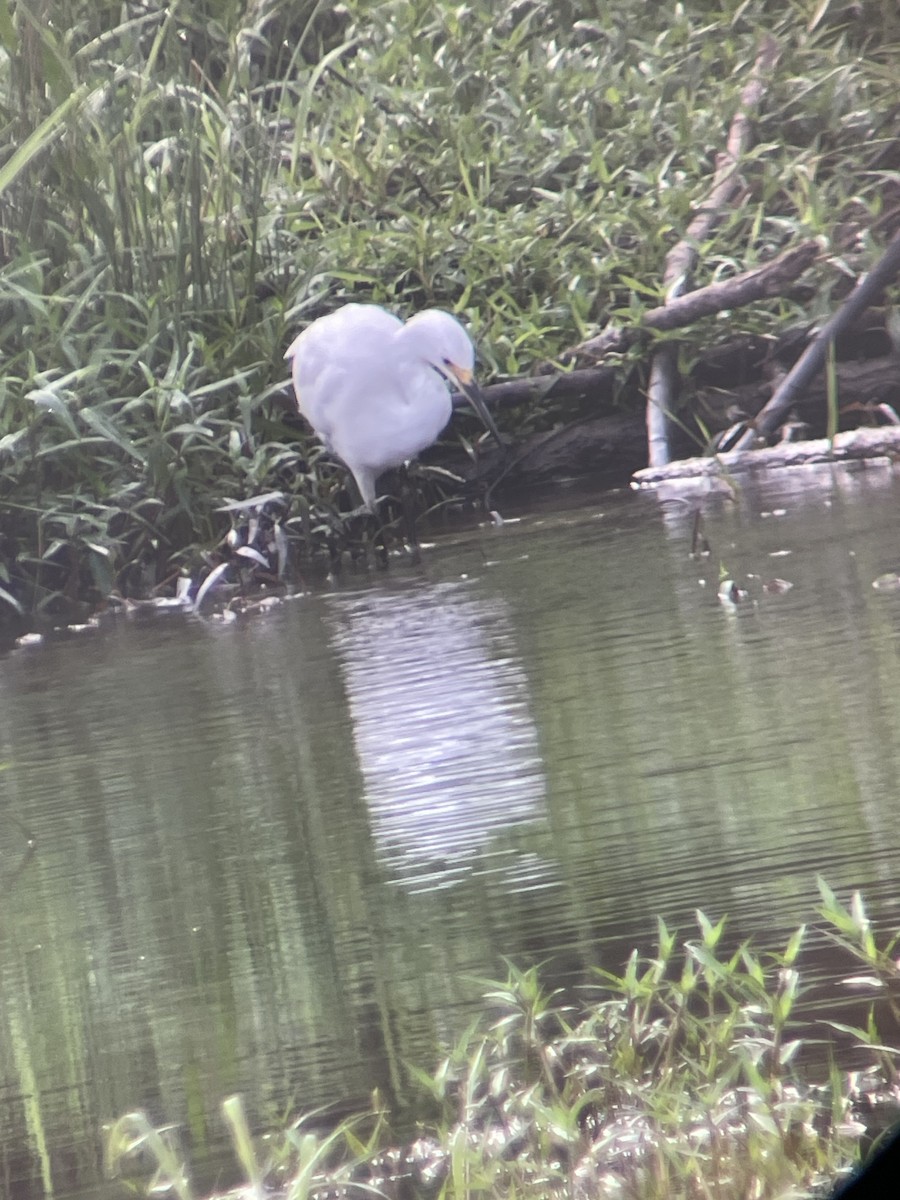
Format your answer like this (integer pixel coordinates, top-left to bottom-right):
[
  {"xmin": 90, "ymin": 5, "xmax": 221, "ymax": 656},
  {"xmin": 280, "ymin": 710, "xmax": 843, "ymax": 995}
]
[
  {"xmin": 662, "ymin": 38, "xmax": 780, "ymax": 295},
  {"xmin": 732, "ymin": 227, "xmax": 900, "ymax": 448},
  {"xmin": 561, "ymin": 240, "xmax": 819, "ymax": 365},
  {"xmin": 647, "ymin": 35, "xmax": 781, "ymax": 466},
  {"xmin": 646, "ymin": 344, "xmax": 679, "ymax": 468}
]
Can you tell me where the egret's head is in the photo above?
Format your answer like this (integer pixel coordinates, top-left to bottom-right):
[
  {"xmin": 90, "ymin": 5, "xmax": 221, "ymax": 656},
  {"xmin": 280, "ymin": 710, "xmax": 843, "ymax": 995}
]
[
  {"xmin": 402, "ymin": 309, "xmax": 502, "ymax": 446},
  {"xmin": 403, "ymin": 309, "xmax": 475, "ymax": 384}
]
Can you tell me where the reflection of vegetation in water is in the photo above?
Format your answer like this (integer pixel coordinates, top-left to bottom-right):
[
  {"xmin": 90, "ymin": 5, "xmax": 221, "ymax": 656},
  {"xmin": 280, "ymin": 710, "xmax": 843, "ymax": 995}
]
[
  {"xmin": 106, "ymin": 882, "xmax": 900, "ymax": 1199},
  {"xmin": 2, "ymin": 1, "xmax": 900, "ymax": 620}
]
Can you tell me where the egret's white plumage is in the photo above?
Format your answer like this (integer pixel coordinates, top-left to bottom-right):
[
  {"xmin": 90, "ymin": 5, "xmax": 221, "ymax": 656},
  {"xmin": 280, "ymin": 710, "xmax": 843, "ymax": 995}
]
[{"xmin": 284, "ymin": 303, "xmax": 499, "ymax": 510}]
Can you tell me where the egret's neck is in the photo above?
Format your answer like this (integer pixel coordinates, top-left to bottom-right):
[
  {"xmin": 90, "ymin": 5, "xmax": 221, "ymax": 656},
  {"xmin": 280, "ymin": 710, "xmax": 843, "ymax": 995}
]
[{"xmin": 393, "ymin": 322, "xmax": 429, "ymax": 365}]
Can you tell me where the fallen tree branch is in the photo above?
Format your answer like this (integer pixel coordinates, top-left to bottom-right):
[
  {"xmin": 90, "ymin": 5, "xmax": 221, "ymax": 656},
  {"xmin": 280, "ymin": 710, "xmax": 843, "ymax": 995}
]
[
  {"xmin": 666, "ymin": 35, "xmax": 781, "ymax": 285},
  {"xmin": 450, "ymin": 244, "xmax": 817, "ymax": 416},
  {"xmin": 696, "ymin": 355, "xmax": 900, "ymax": 431},
  {"xmin": 732, "ymin": 226, "xmax": 900, "ymax": 448},
  {"xmin": 643, "ymin": 242, "xmax": 820, "ymax": 330},
  {"xmin": 633, "ymin": 425, "xmax": 900, "ymax": 487},
  {"xmin": 452, "ymin": 365, "xmax": 618, "ymax": 411},
  {"xmin": 559, "ymin": 240, "xmax": 819, "ymax": 364},
  {"xmin": 646, "ymin": 36, "xmax": 780, "ymax": 466}
]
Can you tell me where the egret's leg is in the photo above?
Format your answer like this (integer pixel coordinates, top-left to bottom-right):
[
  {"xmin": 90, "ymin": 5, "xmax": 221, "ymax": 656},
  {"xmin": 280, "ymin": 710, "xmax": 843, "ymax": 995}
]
[
  {"xmin": 398, "ymin": 466, "xmax": 422, "ymax": 564},
  {"xmin": 350, "ymin": 466, "xmax": 378, "ymax": 514},
  {"xmin": 338, "ymin": 468, "xmax": 389, "ymax": 565}
]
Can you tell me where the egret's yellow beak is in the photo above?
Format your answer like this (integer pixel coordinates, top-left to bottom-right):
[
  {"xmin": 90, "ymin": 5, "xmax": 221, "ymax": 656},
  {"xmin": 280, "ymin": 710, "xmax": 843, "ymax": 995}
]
[{"xmin": 447, "ymin": 365, "xmax": 503, "ymax": 447}]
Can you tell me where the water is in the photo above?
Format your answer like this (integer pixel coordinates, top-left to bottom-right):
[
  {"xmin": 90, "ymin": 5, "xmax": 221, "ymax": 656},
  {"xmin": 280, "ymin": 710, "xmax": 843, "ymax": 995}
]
[{"xmin": 2, "ymin": 462, "xmax": 900, "ymax": 1197}]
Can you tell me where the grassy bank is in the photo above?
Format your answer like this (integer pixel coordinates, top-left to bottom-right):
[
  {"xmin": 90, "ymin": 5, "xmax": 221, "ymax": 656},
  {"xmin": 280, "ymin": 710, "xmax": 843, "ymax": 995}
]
[
  {"xmin": 106, "ymin": 881, "xmax": 900, "ymax": 1199},
  {"xmin": 2, "ymin": 1, "xmax": 900, "ymax": 625}
]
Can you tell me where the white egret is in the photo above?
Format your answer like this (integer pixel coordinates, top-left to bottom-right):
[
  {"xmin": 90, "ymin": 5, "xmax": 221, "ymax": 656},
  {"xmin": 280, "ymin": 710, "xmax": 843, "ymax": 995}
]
[{"xmin": 284, "ymin": 303, "xmax": 501, "ymax": 510}]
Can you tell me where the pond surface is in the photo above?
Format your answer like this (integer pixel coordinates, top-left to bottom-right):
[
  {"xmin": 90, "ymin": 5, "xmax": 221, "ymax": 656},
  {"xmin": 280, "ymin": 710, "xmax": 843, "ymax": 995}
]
[{"xmin": 3, "ymin": 463, "xmax": 900, "ymax": 1198}]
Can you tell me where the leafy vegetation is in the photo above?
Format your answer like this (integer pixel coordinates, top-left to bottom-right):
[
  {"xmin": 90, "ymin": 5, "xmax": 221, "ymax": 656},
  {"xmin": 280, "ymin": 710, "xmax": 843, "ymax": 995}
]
[
  {"xmin": 2, "ymin": 0, "xmax": 900, "ymax": 625},
  {"xmin": 106, "ymin": 881, "xmax": 900, "ymax": 1200}
]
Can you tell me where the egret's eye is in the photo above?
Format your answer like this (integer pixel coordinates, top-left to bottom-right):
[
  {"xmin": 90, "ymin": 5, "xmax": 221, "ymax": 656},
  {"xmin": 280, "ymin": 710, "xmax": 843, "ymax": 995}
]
[{"xmin": 442, "ymin": 357, "xmax": 452, "ymax": 367}]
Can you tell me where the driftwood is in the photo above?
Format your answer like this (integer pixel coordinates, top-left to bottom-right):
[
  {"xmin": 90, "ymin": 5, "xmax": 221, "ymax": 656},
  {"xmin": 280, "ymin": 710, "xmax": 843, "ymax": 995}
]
[
  {"xmin": 646, "ymin": 35, "xmax": 781, "ymax": 467},
  {"xmin": 633, "ymin": 426, "xmax": 900, "ymax": 488}
]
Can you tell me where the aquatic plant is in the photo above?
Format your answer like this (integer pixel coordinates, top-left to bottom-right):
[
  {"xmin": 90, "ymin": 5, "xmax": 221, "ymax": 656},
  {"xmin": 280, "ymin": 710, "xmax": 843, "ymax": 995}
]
[{"xmin": 105, "ymin": 882, "xmax": 900, "ymax": 1199}]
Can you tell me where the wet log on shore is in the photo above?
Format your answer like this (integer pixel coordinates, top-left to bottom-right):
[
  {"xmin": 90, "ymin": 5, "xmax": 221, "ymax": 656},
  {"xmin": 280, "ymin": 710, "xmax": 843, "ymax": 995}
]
[
  {"xmin": 456, "ymin": 412, "xmax": 654, "ymax": 492},
  {"xmin": 456, "ymin": 354, "xmax": 900, "ymax": 493},
  {"xmin": 633, "ymin": 425, "xmax": 900, "ymax": 487}
]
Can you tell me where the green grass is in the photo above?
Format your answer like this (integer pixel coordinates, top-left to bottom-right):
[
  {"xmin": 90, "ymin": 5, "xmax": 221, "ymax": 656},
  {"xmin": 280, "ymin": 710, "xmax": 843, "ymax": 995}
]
[
  {"xmin": 2, "ymin": 0, "xmax": 900, "ymax": 623},
  {"xmin": 106, "ymin": 880, "xmax": 900, "ymax": 1200}
]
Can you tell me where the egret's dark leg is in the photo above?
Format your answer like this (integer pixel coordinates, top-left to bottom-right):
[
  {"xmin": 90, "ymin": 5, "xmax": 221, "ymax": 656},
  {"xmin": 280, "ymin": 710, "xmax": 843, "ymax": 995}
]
[{"xmin": 399, "ymin": 466, "xmax": 421, "ymax": 566}]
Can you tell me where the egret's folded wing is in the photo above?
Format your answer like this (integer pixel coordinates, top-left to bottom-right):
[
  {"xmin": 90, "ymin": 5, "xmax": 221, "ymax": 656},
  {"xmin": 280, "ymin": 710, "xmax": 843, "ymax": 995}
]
[{"xmin": 285, "ymin": 305, "xmax": 404, "ymax": 432}]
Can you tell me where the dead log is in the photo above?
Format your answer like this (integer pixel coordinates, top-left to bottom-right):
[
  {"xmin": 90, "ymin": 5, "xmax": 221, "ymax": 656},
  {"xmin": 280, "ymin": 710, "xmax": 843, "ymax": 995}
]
[
  {"xmin": 633, "ymin": 426, "xmax": 900, "ymax": 488},
  {"xmin": 437, "ymin": 353, "xmax": 900, "ymax": 494},
  {"xmin": 457, "ymin": 365, "xmax": 618, "ymax": 411},
  {"xmin": 447, "ymin": 412, "xmax": 653, "ymax": 492}
]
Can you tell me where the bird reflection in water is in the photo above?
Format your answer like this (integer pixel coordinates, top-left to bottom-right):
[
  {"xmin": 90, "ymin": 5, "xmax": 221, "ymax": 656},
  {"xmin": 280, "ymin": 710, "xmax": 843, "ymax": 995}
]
[{"xmin": 326, "ymin": 581, "xmax": 547, "ymax": 890}]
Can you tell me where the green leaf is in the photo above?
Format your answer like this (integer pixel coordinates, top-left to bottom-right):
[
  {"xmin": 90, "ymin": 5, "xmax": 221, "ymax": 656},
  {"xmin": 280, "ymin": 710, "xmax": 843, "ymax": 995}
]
[
  {"xmin": 0, "ymin": 0, "xmax": 16, "ymax": 53},
  {"xmin": 696, "ymin": 910, "xmax": 727, "ymax": 949},
  {"xmin": 0, "ymin": 584, "xmax": 23, "ymax": 614},
  {"xmin": 0, "ymin": 86, "xmax": 89, "ymax": 197},
  {"xmin": 88, "ymin": 548, "xmax": 115, "ymax": 596},
  {"xmin": 79, "ymin": 407, "xmax": 148, "ymax": 464},
  {"xmin": 784, "ymin": 925, "xmax": 806, "ymax": 966},
  {"xmin": 28, "ymin": 389, "xmax": 81, "ymax": 439}
]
